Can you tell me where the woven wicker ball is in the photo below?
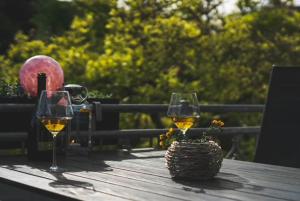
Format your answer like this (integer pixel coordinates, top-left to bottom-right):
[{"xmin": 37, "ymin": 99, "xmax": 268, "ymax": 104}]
[{"xmin": 165, "ymin": 141, "xmax": 223, "ymax": 180}]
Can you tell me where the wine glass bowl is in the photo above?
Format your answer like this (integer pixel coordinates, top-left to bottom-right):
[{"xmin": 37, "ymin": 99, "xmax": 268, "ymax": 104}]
[
  {"xmin": 64, "ymin": 84, "xmax": 88, "ymax": 105},
  {"xmin": 36, "ymin": 90, "xmax": 73, "ymax": 172},
  {"xmin": 167, "ymin": 93, "xmax": 200, "ymax": 136},
  {"xmin": 64, "ymin": 84, "xmax": 92, "ymax": 152}
]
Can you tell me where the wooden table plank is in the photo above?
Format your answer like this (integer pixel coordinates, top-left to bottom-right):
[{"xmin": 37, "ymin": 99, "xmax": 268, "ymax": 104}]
[
  {"xmin": 0, "ymin": 150, "xmax": 300, "ymax": 201},
  {"xmin": 66, "ymin": 153, "xmax": 300, "ymax": 201},
  {"xmin": 67, "ymin": 159, "xmax": 299, "ymax": 201},
  {"xmin": 0, "ymin": 163, "xmax": 177, "ymax": 201},
  {"xmin": 0, "ymin": 159, "xmax": 231, "ymax": 201},
  {"xmin": 0, "ymin": 182, "xmax": 60, "ymax": 201},
  {"xmin": 66, "ymin": 163, "xmax": 242, "ymax": 201},
  {"xmin": 112, "ymin": 151, "xmax": 300, "ymax": 195},
  {"xmin": 0, "ymin": 164, "xmax": 129, "ymax": 201},
  {"xmin": 113, "ymin": 151, "xmax": 300, "ymax": 181}
]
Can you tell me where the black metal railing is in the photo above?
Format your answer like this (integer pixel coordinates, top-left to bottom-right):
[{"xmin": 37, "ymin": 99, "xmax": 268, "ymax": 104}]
[
  {"xmin": 0, "ymin": 103, "xmax": 264, "ymax": 113},
  {"xmin": 0, "ymin": 103, "xmax": 264, "ymax": 157}
]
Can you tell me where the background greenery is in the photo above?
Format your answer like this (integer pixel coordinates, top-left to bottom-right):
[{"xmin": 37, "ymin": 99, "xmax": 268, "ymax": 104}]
[{"xmin": 1, "ymin": 0, "xmax": 300, "ymax": 160}]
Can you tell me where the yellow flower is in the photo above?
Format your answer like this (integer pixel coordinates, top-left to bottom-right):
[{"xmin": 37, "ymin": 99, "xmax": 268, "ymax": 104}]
[
  {"xmin": 159, "ymin": 119, "xmax": 224, "ymax": 148},
  {"xmin": 168, "ymin": 128, "xmax": 174, "ymax": 133},
  {"xmin": 166, "ymin": 131, "xmax": 173, "ymax": 139},
  {"xmin": 212, "ymin": 120, "xmax": 224, "ymax": 127},
  {"xmin": 218, "ymin": 120, "xmax": 224, "ymax": 127}
]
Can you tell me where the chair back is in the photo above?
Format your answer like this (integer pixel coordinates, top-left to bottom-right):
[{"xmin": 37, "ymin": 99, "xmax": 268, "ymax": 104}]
[{"xmin": 255, "ymin": 66, "xmax": 300, "ymax": 168}]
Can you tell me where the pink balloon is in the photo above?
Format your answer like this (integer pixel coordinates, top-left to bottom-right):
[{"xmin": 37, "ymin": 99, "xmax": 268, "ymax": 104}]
[{"xmin": 19, "ymin": 55, "xmax": 64, "ymax": 97}]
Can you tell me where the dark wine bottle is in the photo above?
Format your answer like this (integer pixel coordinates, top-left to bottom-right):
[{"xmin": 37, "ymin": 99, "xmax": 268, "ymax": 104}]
[{"xmin": 27, "ymin": 73, "xmax": 52, "ymax": 161}]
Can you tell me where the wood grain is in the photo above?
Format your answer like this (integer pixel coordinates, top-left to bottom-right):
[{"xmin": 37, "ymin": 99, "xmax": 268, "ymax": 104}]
[{"xmin": 0, "ymin": 150, "xmax": 299, "ymax": 201}]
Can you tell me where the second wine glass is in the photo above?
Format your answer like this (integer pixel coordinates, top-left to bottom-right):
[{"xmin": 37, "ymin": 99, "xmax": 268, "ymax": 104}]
[
  {"xmin": 36, "ymin": 90, "xmax": 73, "ymax": 172},
  {"xmin": 167, "ymin": 93, "xmax": 200, "ymax": 139}
]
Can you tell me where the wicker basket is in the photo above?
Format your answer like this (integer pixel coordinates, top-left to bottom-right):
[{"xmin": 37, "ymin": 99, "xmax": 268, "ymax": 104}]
[{"xmin": 165, "ymin": 141, "xmax": 223, "ymax": 180}]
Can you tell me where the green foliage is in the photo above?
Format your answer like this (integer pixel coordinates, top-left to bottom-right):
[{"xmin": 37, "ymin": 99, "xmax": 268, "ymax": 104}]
[
  {"xmin": 0, "ymin": 0, "xmax": 35, "ymax": 53},
  {"xmin": 31, "ymin": 0, "xmax": 76, "ymax": 40},
  {"xmin": 0, "ymin": 79, "xmax": 19, "ymax": 97},
  {"xmin": 203, "ymin": 8, "xmax": 300, "ymax": 104},
  {"xmin": 84, "ymin": 0, "xmax": 206, "ymax": 103},
  {"xmin": 1, "ymin": 0, "xmax": 300, "ymax": 159},
  {"xmin": 239, "ymin": 135, "xmax": 257, "ymax": 161},
  {"xmin": 1, "ymin": 2, "xmax": 300, "ymax": 105},
  {"xmin": 237, "ymin": 0, "xmax": 260, "ymax": 14},
  {"xmin": 88, "ymin": 90, "xmax": 112, "ymax": 99}
]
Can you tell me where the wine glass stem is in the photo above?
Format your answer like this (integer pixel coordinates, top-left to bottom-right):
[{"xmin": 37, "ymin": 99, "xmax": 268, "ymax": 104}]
[
  {"xmin": 52, "ymin": 135, "xmax": 57, "ymax": 168},
  {"xmin": 88, "ymin": 111, "xmax": 92, "ymax": 150},
  {"xmin": 182, "ymin": 130, "xmax": 188, "ymax": 141}
]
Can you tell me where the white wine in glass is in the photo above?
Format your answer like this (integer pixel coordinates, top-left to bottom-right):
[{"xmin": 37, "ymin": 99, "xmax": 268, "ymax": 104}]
[
  {"xmin": 40, "ymin": 117, "xmax": 71, "ymax": 137},
  {"xmin": 36, "ymin": 90, "xmax": 73, "ymax": 172},
  {"xmin": 167, "ymin": 93, "xmax": 200, "ymax": 137}
]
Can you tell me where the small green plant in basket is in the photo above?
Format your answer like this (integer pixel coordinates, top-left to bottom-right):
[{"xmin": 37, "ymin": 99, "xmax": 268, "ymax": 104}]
[{"xmin": 159, "ymin": 119, "xmax": 224, "ymax": 149}]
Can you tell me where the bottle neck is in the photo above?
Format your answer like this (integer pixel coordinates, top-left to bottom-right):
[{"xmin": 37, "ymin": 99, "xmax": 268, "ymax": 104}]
[{"xmin": 37, "ymin": 73, "xmax": 46, "ymax": 100}]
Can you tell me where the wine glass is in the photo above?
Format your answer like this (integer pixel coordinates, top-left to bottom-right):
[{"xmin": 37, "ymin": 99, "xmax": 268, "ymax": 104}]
[
  {"xmin": 36, "ymin": 90, "xmax": 73, "ymax": 172},
  {"xmin": 167, "ymin": 92, "xmax": 200, "ymax": 139},
  {"xmin": 64, "ymin": 84, "xmax": 88, "ymax": 105},
  {"xmin": 64, "ymin": 84, "xmax": 92, "ymax": 152}
]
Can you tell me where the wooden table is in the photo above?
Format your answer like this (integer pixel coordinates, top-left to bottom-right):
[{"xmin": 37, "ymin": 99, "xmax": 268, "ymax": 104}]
[{"xmin": 0, "ymin": 150, "xmax": 300, "ymax": 201}]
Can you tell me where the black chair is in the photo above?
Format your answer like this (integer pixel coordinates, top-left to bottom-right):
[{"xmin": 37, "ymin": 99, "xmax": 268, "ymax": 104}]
[{"xmin": 254, "ymin": 66, "xmax": 300, "ymax": 168}]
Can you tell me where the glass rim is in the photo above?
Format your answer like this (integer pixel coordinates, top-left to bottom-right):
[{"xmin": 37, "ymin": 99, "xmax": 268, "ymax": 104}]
[
  {"xmin": 41, "ymin": 90, "xmax": 70, "ymax": 93},
  {"xmin": 171, "ymin": 92, "xmax": 198, "ymax": 95}
]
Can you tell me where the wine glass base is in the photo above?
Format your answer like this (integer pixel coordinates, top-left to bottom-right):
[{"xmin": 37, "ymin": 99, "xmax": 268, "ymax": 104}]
[{"xmin": 49, "ymin": 166, "xmax": 65, "ymax": 173}]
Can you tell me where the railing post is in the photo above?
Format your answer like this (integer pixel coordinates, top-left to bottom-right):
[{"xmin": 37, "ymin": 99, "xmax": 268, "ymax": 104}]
[{"xmin": 225, "ymin": 135, "xmax": 242, "ymax": 159}]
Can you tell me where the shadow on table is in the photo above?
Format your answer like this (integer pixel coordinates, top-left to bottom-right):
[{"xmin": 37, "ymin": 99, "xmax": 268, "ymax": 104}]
[
  {"xmin": 0, "ymin": 180, "xmax": 69, "ymax": 201},
  {"xmin": 85, "ymin": 149, "xmax": 164, "ymax": 161},
  {"xmin": 49, "ymin": 173, "xmax": 95, "ymax": 191},
  {"xmin": 174, "ymin": 172, "xmax": 264, "ymax": 193},
  {"xmin": 0, "ymin": 155, "xmax": 111, "ymax": 171},
  {"xmin": 0, "ymin": 155, "xmax": 113, "ymax": 192}
]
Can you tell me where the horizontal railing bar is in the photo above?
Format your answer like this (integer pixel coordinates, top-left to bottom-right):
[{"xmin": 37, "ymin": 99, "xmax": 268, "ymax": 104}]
[
  {"xmin": 0, "ymin": 104, "xmax": 35, "ymax": 112},
  {"xmin": 199, "ymin": 104, "xmax": 264, "ymax": 113},
  {"xmin": 0, "ymin": 103, "xmax": 264, "ymax": 113},
  {"xmin": 70, "ymin": 127, "xmax": 261, "ymax": 138},
  {"xmin": 100, "ymin": 104, "xmax": 264, "ymax": 113},
  {"xmin": 0, "ymin": 127, "xmax": 260, "ymax": 141},
  {"xmin": 0, "ymin": 132, "xmax": 28, "ymax": 141}
]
